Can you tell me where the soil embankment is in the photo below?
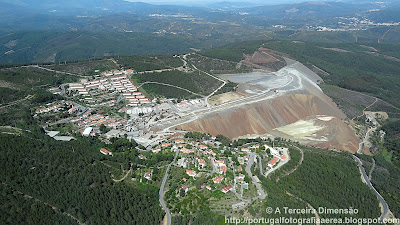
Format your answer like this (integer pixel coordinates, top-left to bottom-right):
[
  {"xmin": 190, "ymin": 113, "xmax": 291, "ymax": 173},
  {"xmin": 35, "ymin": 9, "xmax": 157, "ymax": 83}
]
[{"xmin": 177, "ymin": 91, "xmax": 359, "ymax": 153}]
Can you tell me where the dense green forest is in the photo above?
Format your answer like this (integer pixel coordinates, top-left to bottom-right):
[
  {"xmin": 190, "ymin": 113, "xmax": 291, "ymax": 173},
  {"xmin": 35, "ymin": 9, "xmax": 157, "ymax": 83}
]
[
  {"xmin": 199, "ymin": 41, "xmax": 266, "ymax": 62},
  {"xmin": 0, "ymin": 134, "xmax": 164, "ymax": 225},
  {"xmin": 372, "ymin": 154, "xmax": 400, "ymax": 217},
  {"xmin": 172, "ymin": 211, "xmax": 225, "ymax": 225},
  {"xmin": 0, "ymin": 184, "xmax": 76, "ymax": 225},
  {"xmin": 116, "ymin": 55, "xmax": 183, "ymax": 72},
  {"xmin": 381, "ymin": 120, "xmax": 400, "ymax": 166},
  {"xmin": 0, "ymin": 67, "xmax": 76, "ymax": 89},
  {"xmin": 45, "ymin": 59, "xmax": 119, "ymax": 75},
  {"xmin": 0, "ymin": 31, "xmax": 205, "ymax": 64},
  {"xmin": 255, "ymin": 146, "xmax": 381, "ymax": 221}
]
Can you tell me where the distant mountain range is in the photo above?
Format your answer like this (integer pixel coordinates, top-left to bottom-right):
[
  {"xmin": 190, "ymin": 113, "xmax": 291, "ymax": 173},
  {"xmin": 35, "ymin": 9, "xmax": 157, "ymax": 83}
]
[{"xmin": 0, "ymin": 0, "xmax": 400, "ymax": 64}]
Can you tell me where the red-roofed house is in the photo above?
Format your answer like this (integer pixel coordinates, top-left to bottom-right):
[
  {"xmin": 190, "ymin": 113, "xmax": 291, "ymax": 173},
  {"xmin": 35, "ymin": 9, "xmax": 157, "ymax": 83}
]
[
  {"xmin": 68, "ymin": 106, "xmax": 77, "ymax": 114},
  {"xmin": 250, "ymin": 144, "xmax": 260, "ymax": 149},
  {"xmin": 100, "ymin": 148, "xmax": 112, "ymax": 156},
  {"xmin": 222, "ymin": 186, "xmax": 232, "ymax": 194},
  {"xmin": 186, "ymin": 170, "xmax": 196, "ymax": 177},
  {"xmin": 182, "ymin": 185, "xmax": 188, "ymax": 193},
  {"xmin": 152, "ymin": 147, "xmax": 161, "ymax": 154},
  {"xmin": 162, "ymin": 143, "xmax": 172, "ymax": 148},
  {"xmin": 144, "ymin": 172, "xmax": 152, "ymax": 180},
  {"xmin": 198, "ymin": 159, "xmax": 206, "ymax": 169},
  {"xmin": 175, "ymin": 139, "xmax": 185, "ymax": 144},
  {"xmin": 268, "ymin": 157, "xmax": 280, "ymax": 168},
  {"xmin": 241, "ymin": 147, "xmax": 250, "ymax": 152},
  {"xmin": 198, "ymin": 145, "xmax": 208, "ymax": 150},
  {"xmin": 212, "ymin": 175, "xmax": 224, "ymax": 184},
  {"xmin": 220, "ymin": 165, "xmax": 227, "ymax": 174}
]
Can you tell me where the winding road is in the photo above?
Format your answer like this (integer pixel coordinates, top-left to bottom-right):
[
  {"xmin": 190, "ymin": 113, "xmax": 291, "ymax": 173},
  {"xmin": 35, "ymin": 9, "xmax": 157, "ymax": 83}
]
[
  {"xmin": 352, "ymin": 155, "xmax": 389, "ymax": 222},
  {"xmin": 112, "ymin": 168, "xmax": 132, "ymax": 182},
  {"xmin": 159, "ymin": 148, "xmax": 181, "ymax": 225},
  {"xmin": 246, "ymin": 152, "xmax": 266, "ymax": 200}
]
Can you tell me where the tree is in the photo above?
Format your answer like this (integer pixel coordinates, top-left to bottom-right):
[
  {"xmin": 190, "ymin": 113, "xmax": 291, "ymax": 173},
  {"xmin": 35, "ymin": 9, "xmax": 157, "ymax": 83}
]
[{"xmin": 99, "ymin": 124, "xmax": 108, "ymax": 134}]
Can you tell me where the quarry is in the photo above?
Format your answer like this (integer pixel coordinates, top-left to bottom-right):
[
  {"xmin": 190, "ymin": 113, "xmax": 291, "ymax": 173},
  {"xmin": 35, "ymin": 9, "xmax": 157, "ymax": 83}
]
[{"xmin": 162, "ymin": 55, "xmax": 359, "ymax": 153}]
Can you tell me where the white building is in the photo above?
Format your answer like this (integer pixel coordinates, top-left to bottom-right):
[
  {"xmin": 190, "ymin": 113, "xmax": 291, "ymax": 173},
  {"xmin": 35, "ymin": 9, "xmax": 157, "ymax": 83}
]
[{"xmin": 82, "ymin": 127, "xmax": 93, "ymax": 137}]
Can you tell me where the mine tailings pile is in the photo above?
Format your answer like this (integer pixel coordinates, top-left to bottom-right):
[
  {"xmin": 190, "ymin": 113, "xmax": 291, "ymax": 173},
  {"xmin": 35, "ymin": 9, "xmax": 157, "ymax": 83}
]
[{"xmin": 177, "ymin": 91, "xmax": 359, "ymax": 153}]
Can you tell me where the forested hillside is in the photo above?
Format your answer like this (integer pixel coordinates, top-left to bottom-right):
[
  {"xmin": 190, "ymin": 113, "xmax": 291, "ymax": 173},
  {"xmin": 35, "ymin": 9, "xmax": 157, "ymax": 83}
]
[
  {"xmin": 0, "ymin": 133, "xmax": 163, "ymax": 225},
  {"xmin": 253, "ymin": 146, "xmax": 381, "ymax": 220}
]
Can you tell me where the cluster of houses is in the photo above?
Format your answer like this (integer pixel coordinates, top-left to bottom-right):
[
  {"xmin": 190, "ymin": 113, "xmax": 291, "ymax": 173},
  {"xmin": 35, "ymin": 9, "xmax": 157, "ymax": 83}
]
[
  {"xmin": 145, "ymin": 137, "xmax": 237, "ymax": 195},
  {"xmin": 35, "ymin": 100, "xmax": 75, "ymax": 114},
  {"xmin": 67, "ymin": 71, "xmax": 150, "ymax": 107},
  {"xmin": 69, "ymin": 109, "xmax": 126, "ymax": 132},
  {"xmin": 265, "ymin": 145, "xmax": 288, "ymax": 169},
  {"xmin": 36, "ymin": 103, "xmax": 63, "ymax": 114}
]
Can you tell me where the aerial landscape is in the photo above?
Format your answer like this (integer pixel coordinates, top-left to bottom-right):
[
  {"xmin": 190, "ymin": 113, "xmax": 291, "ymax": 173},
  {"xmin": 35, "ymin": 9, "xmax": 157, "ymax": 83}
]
[{"xmin": 1, "ymin": 0, "xmax": 400, "ymax": 224}]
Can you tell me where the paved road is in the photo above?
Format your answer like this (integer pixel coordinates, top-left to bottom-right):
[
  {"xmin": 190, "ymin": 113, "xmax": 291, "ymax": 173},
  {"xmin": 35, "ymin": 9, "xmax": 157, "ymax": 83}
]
[
  {"xmin": 159, "ymin": 149, "xmax": 180, "ymax": 225},
  {"xmin": 258, "ymin": 155, "xmax": 263, "ymax": 175},
  {"xmin": 246, "ymin": 153, "xmax": 266, "ymax": 200},
  {"xmin": 264, "ymin": 148, "xmax": 291, "ymax": 178},
  {"xmin": 353, "ymin": 155, "xmax": 389, "ymax": 221}
]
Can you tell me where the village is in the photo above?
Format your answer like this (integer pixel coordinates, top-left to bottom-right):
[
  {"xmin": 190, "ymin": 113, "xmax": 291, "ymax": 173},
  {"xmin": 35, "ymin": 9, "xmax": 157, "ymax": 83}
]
[
  {"xmin": 121, "ymin": 133, "xmax": 291, "ymax": 214},
  {"xmin": 35, "ymin": 68, "xmax": 207, "ymax": 145},
  {"xmin": 32, "ymin": 59, "xmax": 293, "ymax": 216}
]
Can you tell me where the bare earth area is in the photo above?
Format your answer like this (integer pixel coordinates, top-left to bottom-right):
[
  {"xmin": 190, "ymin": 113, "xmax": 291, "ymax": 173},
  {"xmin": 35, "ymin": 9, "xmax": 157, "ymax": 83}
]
[
  {"xmin": 167, "ymin": 53, "xmax": 360, "ymax": 153},
  {"xmin": 208, "ymin": 92, "xmax": 247, "ymax": 106}
]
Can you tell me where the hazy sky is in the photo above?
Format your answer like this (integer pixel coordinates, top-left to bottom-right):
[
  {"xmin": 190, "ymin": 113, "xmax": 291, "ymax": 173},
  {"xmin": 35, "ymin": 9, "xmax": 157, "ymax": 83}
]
[{"xmin": 124, "ymin": 0, "xmax": 307, "ymax": 6}]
